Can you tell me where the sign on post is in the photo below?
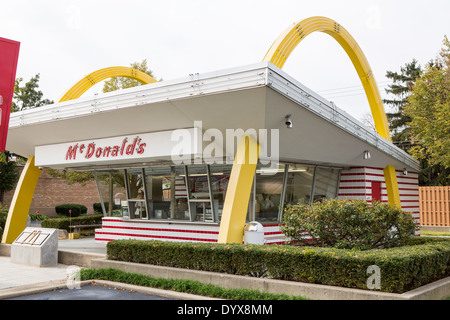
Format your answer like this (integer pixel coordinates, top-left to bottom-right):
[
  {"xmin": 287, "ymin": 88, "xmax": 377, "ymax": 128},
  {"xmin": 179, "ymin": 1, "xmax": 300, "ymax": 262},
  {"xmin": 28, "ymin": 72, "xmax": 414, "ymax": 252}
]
[{"xmin": 0, "ymin": 37, "xmax": 20, "ymax": 152}]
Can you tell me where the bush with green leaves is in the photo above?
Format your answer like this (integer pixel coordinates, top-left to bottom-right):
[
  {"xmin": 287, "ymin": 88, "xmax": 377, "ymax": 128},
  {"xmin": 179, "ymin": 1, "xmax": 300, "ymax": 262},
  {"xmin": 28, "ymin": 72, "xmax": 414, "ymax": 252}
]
[
  {"xmin": 280, "ymin": 199, "xmax": 417, "ymax": 250},
  {"xmin": 29, "ymin": 213, "xmax": 48, "ymax": 221},
  {"xmin": 0, "ymin": 204, "xmax": 8, "ymax": 240},
  {"xmin": 55, "ymin": 204, "xmax": 87, "ymax": 217},
  {"xmin": 41, "ymin": 214, "xmax": 103, "ymax": 231},
  {"xmin": 93, "ymin": 202, "xmax": 121, "ymax": 215}
]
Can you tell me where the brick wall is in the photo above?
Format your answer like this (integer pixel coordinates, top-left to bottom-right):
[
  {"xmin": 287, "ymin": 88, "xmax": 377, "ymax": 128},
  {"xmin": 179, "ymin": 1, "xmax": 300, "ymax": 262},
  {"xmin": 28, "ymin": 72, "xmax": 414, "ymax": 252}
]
[{"xmin": 3, "ymin": 166, "xmax": 103, "ymax": 217}]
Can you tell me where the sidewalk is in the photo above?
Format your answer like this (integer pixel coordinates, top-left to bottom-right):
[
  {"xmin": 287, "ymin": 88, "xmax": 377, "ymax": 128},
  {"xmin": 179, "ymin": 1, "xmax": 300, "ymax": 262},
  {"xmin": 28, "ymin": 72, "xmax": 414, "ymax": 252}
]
[
  {"xmin": 58, "ymin": 237, "xmax": 107, "ymax": 255},
  {"xmin": 0, "ymin": 256, "xmax": 69, "ymax": 290},
  {"xmin": 0, "ymin": 237, "xmax": 104, "ymax": 292}
]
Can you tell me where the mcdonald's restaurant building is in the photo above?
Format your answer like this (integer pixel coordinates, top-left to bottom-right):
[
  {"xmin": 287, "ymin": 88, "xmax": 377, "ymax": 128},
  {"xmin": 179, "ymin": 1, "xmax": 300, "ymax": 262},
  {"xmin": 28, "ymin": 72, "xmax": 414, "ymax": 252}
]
[{"xmin": 4, "ymin": 61, "xmax": 421, "ymax": 245}]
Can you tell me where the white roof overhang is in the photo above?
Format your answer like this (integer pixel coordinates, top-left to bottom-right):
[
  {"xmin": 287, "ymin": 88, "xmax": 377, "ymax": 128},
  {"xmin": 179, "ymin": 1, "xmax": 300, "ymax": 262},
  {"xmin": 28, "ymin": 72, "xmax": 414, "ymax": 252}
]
[{"xmin": 6, "ymin": 62, "xmax": 420, "ymax": 172}]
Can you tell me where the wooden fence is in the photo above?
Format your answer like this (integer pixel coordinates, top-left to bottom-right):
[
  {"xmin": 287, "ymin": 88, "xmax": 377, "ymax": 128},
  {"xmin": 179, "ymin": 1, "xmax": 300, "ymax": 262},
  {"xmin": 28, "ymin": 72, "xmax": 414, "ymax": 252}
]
[{"xmin": 419, "ymin": 186, "xmax": 450, "ymax": 226}]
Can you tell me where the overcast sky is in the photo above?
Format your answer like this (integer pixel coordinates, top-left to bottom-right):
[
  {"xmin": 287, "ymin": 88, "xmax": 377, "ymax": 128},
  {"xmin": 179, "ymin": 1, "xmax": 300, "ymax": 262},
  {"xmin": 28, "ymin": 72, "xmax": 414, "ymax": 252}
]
[{"xmin": 2, "ymin": 0, "xmax": 449, "ymax": 122}]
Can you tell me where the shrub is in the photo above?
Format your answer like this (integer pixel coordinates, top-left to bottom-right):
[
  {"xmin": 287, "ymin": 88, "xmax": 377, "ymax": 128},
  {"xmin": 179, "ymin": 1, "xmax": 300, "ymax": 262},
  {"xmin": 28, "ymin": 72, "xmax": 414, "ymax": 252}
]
[
  {"xmin": 55, "ymin": 204, "xmax": 87, "ymax": 217},
  {"xmin": 106, "ymin": 238, "xmax": 450, "ymax": 293},
  {"xmin": 29, "ymin": 213, "xmax": 48, "ymax": 221},
  {"xmin": 93, "ymin": 202, "xmax": 120, "ymax": 214},
  {"xmin": 41, "ymin": 214, "xmax": 103, "ymax": 231},
  {"xmin": 280, "ymin": 199, "xmax": 417, "ymax": 250},
  {"xmin": 0, "ymin": 204, "xmax": 8, "ymax": 240}
]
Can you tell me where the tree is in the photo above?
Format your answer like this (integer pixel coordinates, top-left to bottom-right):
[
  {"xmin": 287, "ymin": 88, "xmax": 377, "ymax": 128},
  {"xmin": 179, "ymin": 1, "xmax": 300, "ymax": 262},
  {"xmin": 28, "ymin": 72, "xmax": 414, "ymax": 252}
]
[
  {"xmin": 405, "ymin": 36, "xmax": 450, "ymax": 185},
  {"xmin": 0, "ymin": 74, "xmax": 53, "ymax": 204},
  {"xmin": 103, "ymin": 59, "xmax": 158, "ymax": 93},
  {"xmin": 0, "ymin": 151, "xmax": 20, "ymax": 204},
  {"xmin": 383, "ymin": 60, "xmax": 422, "ymax": 151},
  {"xmin": 12, "ymin": 73, "xmax": 53, "ymax": 112}
]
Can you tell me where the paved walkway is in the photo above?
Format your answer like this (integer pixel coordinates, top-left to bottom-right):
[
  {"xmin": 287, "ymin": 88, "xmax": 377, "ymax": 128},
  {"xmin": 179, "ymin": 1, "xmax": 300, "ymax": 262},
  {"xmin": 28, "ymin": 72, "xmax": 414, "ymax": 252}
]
[
  {"xmin": 0, "ymin": 238, "xmax": 104, "ymax": 296},
  {"xmin": 0, "ymin": 256, "xmax": 69, "ymax": 290},
  {"xmin": 58, "ymin": 237, "xmax": 107, "ymax": 255}
]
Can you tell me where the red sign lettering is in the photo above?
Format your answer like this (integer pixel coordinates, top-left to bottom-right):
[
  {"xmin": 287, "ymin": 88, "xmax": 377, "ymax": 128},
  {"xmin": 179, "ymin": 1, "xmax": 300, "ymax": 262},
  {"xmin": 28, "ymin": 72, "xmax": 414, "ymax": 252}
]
[
  {"xmin": 64, "ymin": 136, "xmax": 147, "ymax": 161},
  {"xmin": 66, "ymin": 144, "xmax": 78, "ymax": 160}
]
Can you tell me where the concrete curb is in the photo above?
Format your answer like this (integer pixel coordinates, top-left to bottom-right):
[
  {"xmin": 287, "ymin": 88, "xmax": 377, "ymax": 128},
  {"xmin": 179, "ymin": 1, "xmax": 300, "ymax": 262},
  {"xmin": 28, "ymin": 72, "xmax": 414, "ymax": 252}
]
[
  {"xmin": 0, "ymin": 280, "xmax": 70, "ymax": 299},
  {"xmin": 58, "ymin": 249, "xmax": 106, "ymax": 267},
  {"xmin": 90, "ymin": 258, "xmax": 450, "ymax": 300}
]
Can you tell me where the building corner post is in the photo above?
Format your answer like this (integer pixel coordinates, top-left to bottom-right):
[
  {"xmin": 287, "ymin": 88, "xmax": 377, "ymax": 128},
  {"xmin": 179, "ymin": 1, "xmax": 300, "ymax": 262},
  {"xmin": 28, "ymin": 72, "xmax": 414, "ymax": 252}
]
[{"xmin": 2, "ymin": 156, "xmax": 41, "ymax": 244}]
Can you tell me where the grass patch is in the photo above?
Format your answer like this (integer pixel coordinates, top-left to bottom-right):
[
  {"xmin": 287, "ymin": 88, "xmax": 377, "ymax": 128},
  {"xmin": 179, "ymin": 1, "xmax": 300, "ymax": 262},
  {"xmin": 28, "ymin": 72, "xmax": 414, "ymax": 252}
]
[
  {"xmin": 420, "ymin": 231, "xmax": 450, "ymax": 237},
  {"xmin": 80, "ymin": 267, "xmax": 309, "ymax": 300}
]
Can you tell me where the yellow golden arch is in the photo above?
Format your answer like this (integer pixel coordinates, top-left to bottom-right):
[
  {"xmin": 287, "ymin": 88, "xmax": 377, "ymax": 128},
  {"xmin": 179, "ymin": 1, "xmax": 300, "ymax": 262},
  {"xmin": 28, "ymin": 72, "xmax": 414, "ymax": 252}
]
[
  {"xmin": 1, "ymin": 67, "xmax": 157, "ymax": 243},
  {"xmin": 59, "ymin": 66, "xmax": 157, "ymax": 102},
  {"xmin": 263, "ymin": 16, "xmax": 391, "ymax": 140},
  {"xmin": 219, "ymin": 16, "xmax": 401, "ymax": 243},
  {"xmin": 2, "ymin": 17, "xmax": 401, "ymax": 245}
]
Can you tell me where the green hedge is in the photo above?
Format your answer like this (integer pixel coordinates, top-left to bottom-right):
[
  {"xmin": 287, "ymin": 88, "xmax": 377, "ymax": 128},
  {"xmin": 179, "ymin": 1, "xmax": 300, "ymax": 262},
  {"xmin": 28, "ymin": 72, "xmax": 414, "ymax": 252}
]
[
  {"xmin": 41, "ymin": 214, "xmax": 103, "ymax": 231},
  {"xmin": 93, "ymin": 202, "xmax": 120, "ymax": 213},
  {"xmin": 55, "ymin": 204, "xmax": 87, "ymax": 217},
  {"xmin": 106, "ymin": 237, "xmax": 450, "ymax": 293}
]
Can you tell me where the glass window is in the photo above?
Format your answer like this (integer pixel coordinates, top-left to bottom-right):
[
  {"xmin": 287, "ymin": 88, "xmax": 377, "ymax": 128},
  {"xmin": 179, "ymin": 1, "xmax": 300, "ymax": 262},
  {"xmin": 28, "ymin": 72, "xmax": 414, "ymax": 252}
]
[
  {"xmin": 115, "ymin": 163, "xmax": 341, "ymax": 225},
  {"xmin": 284, "ymin": 164, "xmax": 315, "ymax": 206},
  {"xmin": 185, "ymin": 164, "xmax": 214, "ymax": 222},
  {"xmin": 254, "ymin": 163, "xmax": 286, "ymax": 222},
  {"xmin": 125, "ymin": 168, "xmax": 147, "ymax": 219},
  {"xmin": 94, "ymin": 170, "xmax": 126, "ymax": 217},
  {"xmin": 312, "ymin": 167, "xmax": 340, "ymax": 201},
  {"xmin": 209, "ymin": 164, "xmax": 232, "ymax": 222},
  {"xmin": 144, "ymin": 166, "xmax": 190, "ymax": 221}
]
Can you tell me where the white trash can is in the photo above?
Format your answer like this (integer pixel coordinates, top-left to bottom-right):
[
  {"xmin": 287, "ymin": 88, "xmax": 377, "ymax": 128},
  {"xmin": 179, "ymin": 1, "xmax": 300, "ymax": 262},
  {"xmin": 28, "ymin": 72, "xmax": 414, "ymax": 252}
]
[{"xmin": 244, "ymin": 221, "xmax": 265, "ymax": 245}]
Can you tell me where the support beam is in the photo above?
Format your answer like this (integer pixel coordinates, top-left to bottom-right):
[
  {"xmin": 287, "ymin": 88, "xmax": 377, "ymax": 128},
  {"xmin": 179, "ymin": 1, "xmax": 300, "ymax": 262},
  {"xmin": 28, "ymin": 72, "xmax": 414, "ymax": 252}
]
[
  {"xmin": 383, "ymin": 165, "xmax": 401, "ymax": 209},
  {"xmin": 218, "ymin": 135, "xmax": 260, "ymax": 244},
  {"xmin": 2, "ymin": 156, "xmax": 41, "ymax": 243}
]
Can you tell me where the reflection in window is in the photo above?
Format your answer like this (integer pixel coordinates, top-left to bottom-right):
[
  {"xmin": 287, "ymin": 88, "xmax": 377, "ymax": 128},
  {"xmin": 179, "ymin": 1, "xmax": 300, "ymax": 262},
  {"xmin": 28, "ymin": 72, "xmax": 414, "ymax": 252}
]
[
  {"xmin": 125, "ymin": 169, "xmax": 147, "ymax": 219},
  {"xmin": 254, "ymin": 164, "xmax": 285, "ymax": 222},
  {"xmin": 111, "ymin": 162, "xmax": 341, "ymax": 225},
  {"xmin": 145, "ymin": 166, "xmax": 189, "ymax": 221},
  {"xmin": 185, "ymin": 165, "xmax": 212, "ymax": 222},
  {"xmin": 313, "ymin": 167, "xmax": 340, "ymax": 201},
  {"xmin": 284, "ymin": 164, "xmax": 314, "ymax": 206},
  {"xmin": 209, "ymin": 164, "xmax": 232, "ymax": 222},
  {"xmin": 94, "ymin": 171, "xmax": 126, "ymax": 217}
]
